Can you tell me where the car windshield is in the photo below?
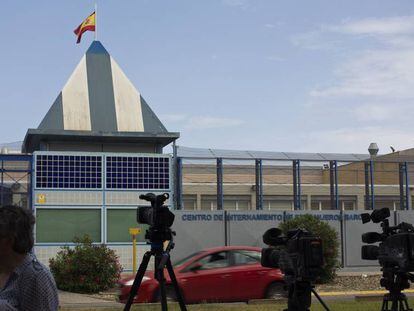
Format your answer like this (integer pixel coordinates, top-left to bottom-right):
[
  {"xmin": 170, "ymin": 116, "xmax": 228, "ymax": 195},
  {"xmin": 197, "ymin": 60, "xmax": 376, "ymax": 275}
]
[{"xmin": 173, "ymin": 251, "xmax": 203, "ymax": 267}]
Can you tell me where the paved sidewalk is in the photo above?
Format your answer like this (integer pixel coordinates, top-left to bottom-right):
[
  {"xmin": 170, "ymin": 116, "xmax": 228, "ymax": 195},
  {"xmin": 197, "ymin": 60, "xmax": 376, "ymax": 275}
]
[{"xmin": 59, "ymin": 291, "xmax": 123, "ymax": 309}]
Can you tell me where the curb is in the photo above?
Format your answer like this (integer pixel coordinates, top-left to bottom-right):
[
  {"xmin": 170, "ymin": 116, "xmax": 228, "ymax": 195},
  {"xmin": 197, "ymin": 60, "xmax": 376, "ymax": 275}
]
[{"xmin": 318, "ymin": 289, "xmax": 414, "ymax": 297}]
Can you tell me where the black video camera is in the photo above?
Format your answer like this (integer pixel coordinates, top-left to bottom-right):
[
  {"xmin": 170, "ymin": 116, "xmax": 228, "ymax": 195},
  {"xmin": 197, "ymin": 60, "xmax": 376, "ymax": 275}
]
[
  {"xmin": 361, "ymin": 207, "xmax": 414, "ymax": 272},
  {"xmin": 137, "ymin": 193, "xmax": 175, "ymax": 242},
  {"xmin": 261, "ymin": 228, "xmax": 324, "ymax": 281}
]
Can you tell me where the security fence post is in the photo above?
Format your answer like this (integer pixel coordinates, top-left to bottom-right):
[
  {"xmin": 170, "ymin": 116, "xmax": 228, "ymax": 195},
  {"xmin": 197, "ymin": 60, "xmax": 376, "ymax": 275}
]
[{"xmin": 217, "ymin": 158, "xmax": 223, "ymax": 210}]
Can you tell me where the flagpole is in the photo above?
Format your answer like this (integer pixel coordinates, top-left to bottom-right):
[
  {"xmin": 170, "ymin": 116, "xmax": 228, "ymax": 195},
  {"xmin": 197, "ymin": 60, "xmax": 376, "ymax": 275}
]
[{"xmin": 95, "ymin": 2, "xmax": 98, "ymax": 41}]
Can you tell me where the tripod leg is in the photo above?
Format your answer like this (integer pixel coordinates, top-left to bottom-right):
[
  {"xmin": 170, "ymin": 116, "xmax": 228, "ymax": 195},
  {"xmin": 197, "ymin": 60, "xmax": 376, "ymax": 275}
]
[
  {"xmin": 402, "ymin": 296, "xmax": 413, "ymax": 311},
  {"xmin": 381, "ymin": 298, "xmax": 389, "ymax": 311},
  {"xmin": 166, "ymin": 258, "xmax": 187, "ymax": 311},
  {"xmin": 381, "ymin": 299, "xmax": 386, "ymax": 311},
  {"xmin": 155, "ymin": 255, "xmax": 168, "ymax": 311},
  {"xmin": 311, "ymin": 288, "xmax": 331, "ymax": 311},
  {"xmin": 124, "ymin": 251, "xmax": 152, "ymax": 311}
]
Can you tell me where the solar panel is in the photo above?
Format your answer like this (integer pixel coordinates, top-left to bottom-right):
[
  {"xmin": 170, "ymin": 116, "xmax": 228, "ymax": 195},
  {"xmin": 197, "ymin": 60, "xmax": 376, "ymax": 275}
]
[
  {"xmin": 106, "ymin": 156, "xmax": 170, "ymax": 190},
  {"xmin": 35, "ymin": 155, "xmax": 102, "ymax": 189}
]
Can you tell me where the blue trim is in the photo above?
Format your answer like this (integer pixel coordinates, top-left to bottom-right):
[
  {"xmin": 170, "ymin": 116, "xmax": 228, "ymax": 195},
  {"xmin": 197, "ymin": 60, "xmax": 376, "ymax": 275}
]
[
  {"xmin": 176, "ymin": 157, "xmax": 183, "ymax": 210},
  {"xmin": 217, "ymin": 158, "xmax": 223, "ymax": 210},
  {"xmin": 29, "ymin": 156, "xmax": 34, "ymax": 212},
  {"xmin": 334, "ymin": 161, "xmax": 339, "ymax": 210},
  {"xmin": 370, "ymin": 160, "xmax": 375, "ymax": 210},
  {"xmin": 1, "ymin": 160, "xmax": 3, "ymax": 206},
  {"xmin": 255, "ymin": 159, "xmax": 263, "ymax": 210},
  {"xmin": 0, "ymin": 154, "xmax": 32, "ymax": 162},
  {"xmin": 0, "ymin": 169, "xmax": 32, "ymax": 173},
  {"xmin": 297, "ymin": 160, "xmax": 301, "ymax": 210},
  {"xmin": 103, "ymin": 155, "xmax": 107, "ymax": 244},
  {"xmin": 292, "ymin": 160, "xmax": 302, "ymax": 210},
  {"xmin": 405, "ymin": 162, "xmax": 410, "ymax": 210}
]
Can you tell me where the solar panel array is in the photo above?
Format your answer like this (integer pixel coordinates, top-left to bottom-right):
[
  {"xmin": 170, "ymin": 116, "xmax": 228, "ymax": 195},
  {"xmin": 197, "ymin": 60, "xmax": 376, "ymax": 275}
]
[
  {"xmin": 35, "ymin": 155, "xmax": 102, "ymax": 189},
  {"xmin": 35, "ymin": 154, "xmax": 170, "ymax": 190},
  {"xmin": 106, "ymin": 156, "xmax": 170, "ymax": 190}
]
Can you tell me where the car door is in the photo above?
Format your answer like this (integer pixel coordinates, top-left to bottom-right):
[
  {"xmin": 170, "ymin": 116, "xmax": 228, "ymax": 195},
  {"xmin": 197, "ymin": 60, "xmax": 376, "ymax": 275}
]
[
  {"xmin": 226, "ymin": 249, "xmax": 268, "ymax": 301},
  {"xmin": 178, "ymin": 251, "xmax": 232, "ymax": 302}
]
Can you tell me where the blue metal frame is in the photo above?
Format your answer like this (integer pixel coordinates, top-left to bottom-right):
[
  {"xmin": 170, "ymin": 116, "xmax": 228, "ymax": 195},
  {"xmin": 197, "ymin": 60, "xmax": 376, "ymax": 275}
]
[
  {"xmin": 255, "ymin": 159, "xmax": 263, "ymax": 210},
  {"xmin": 217, "ymin": 158, "xmax": 223, "ymax": 210},
  {"xmin": 364, "ymin": 162, "xmax": 370, "ymax": 209},
  {"xmin": 399, "ymin": 163, "xmax": 405, "ymax": 210},
  {"xmin": 1, "ymin": 160, "xmax": 3, "ymax": 207},
  {"xmin": 292, "ymin": 160, "xmax": 302, "ymax": 210},
  {"xmin": 176, "ymin": 157, "xmax": 183, "ymax": 210},
  {"xmin": 400, "ymin": 162, "xmax": 410, "ymax": 210},
  {"xmin": 405, "ymin": 162, "xmax": 410, "ymax": 210},
  {"xmin": 0, "ymin": 154, "xmax": 32, "ymax": 209},
  {"xmin": 329, "ymin": 161, "xmax": 339, "ymax": 209},
  {"xmin": 370, "ymin": 160, "xmax": 375, "ymax": 210},
  {"xmin": 33, "ymin": 151, "xmax": 174, "ymax": 246},
  {"xmin": 334, "ymin": 161, "xmax": 339, "ymax": 210}
]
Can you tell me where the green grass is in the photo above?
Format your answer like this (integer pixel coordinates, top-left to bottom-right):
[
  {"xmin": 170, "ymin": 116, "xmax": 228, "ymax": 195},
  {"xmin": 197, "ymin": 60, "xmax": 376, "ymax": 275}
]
[{"xmin": 60, "ymin": 298, "xmax": 414, "ymax": 311}]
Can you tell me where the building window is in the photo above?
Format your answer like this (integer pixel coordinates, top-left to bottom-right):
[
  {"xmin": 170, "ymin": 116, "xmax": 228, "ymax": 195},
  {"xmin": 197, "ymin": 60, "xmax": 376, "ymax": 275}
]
[
  {"xmin": 201, "ymin": 195, "xmax": 217, "ymax": 210},
  {"xmin": 374, "ymin": 196, "xmax": 401, "ymax": 210},
  {"xmin": 106, "ymin": 209, "xmax": 148, "ymax": 242},
  {"xmin": 342, "ymin": 201, "xmax": 355, "ymax": 210},
  {"xmin": 36, "ymin": 209, "xmax": 101, "ymax": 243},
  {"xmin": 223, "ymin": 195, "xmax": 251, "ymax": 210},
  {"xmin": 263, "ymin": 195, "xmax": 306, "ymax": 210},
  {"xmin": 200, "ymin": 195, "xmax": 251, "ymax": 210},
  {"xmin": 311, "ymin": 196, "xmax": 357, "ymax": 210},
  {"xmin": 182, "ymin": 195, "xmax": 197, "ymax": 210}
]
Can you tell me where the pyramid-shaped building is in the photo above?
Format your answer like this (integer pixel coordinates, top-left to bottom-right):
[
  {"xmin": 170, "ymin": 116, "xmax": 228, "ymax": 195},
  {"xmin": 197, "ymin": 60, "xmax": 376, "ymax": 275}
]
[{"xmin": 23, "ymin": 41, "xmax": 179, "ymax": 153}]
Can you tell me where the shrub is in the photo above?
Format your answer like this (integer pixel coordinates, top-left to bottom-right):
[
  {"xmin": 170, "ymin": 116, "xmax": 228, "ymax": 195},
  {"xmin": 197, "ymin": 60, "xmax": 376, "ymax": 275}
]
[
  {"xmin": 279, "ymin": 214, "xmax": 340, "ymax": 283},
  {"xmin": 49, "ymin": 235, "xmax": 122, "ymax": 293}
]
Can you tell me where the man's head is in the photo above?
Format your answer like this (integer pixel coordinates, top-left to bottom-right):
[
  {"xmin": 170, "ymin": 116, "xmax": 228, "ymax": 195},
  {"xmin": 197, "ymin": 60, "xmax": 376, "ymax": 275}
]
[{"xmin": 0, "ymin": 205, "xmax": 35, "ymax": 256}]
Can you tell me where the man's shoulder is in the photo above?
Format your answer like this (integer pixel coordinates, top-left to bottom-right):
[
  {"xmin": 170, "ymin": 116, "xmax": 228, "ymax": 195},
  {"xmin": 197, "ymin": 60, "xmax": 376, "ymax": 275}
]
[
  {"xmin": 31, "ymin": 257, "xmax": 48, "ymax": 272},
  {"xmin": 19, "ymin": 255, "xmax": 53, "ymax": 280}
]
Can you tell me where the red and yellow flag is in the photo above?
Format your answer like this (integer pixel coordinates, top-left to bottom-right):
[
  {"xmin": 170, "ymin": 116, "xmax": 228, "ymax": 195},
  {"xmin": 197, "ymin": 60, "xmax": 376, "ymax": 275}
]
[{"xmin": 74, "ymin": 12, "xmax": 96, "ymax": 44}]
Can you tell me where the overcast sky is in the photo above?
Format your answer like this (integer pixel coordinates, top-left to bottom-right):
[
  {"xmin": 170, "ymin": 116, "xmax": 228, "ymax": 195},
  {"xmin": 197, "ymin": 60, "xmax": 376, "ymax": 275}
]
[{"xmin": 1, "ymin": 0, "xmax": 414, "ymax": 153}]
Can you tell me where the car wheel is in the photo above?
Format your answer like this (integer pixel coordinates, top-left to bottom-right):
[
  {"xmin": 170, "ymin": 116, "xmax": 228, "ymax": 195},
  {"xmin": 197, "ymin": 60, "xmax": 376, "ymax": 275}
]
[
  {"xmin": 265, "ymin": 282, "xmax": 286, "ymax": 300},
  {"xmin": 155, "ymin": 285, "xmax": 178, "ymax": 302}
]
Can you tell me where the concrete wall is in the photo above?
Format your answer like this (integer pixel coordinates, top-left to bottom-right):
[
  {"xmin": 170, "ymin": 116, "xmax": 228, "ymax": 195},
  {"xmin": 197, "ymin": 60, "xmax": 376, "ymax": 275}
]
[{"xmin": 170, "ymin": 209, "xmax": 410, "ymax": 269}]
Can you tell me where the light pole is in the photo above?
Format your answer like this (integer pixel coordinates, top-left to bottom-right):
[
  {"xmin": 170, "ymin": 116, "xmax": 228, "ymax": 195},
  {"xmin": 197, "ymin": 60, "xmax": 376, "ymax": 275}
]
[{"xmin": 368, "ymin": 143, "xmax": 379, "ymax": 209}]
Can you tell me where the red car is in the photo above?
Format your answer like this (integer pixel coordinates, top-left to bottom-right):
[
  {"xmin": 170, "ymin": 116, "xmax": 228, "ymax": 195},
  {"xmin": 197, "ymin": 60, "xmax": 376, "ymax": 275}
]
[{"xmin": 118, "ymin": 246, "xmax": 285, "ymax": 304}]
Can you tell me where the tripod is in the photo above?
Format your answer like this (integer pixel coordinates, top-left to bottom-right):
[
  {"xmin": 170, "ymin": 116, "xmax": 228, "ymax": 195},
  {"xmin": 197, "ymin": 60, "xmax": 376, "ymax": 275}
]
[
  {"xmin": 285, "ymin": 281, "xmax": 330, "ymax": 311},
  {"xmin": 123, "ymin": 229, "xmax": 187, "ymax": 311},
  {"xmin": 381, "ymin": 271, "xmax": 413, "ymax": 311}
]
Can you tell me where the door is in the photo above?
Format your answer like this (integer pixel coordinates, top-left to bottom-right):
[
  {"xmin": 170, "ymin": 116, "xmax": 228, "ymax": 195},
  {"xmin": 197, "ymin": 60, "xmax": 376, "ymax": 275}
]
[{"xmin": 227, "ymin": 249, "xmax": 267, "ymax": 300}]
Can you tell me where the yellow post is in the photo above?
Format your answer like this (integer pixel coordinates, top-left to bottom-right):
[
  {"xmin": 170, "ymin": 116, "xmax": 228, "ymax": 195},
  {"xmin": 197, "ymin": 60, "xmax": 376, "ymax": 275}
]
[{"xmin": 129, "ymin": 228, "xmax": 141, "ymax": 274}]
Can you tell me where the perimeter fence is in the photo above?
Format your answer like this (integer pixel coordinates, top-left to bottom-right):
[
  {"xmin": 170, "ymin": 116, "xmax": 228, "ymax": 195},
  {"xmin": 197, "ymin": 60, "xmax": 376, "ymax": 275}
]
[{"xmin": 175, "ymin": 146, "xmax": 413, "ymax": 212}]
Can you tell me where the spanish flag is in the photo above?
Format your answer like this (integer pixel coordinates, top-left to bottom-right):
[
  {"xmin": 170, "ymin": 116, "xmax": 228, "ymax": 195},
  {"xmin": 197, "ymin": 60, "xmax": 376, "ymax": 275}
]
[{"xmin": 74, "ymin": 12, "xmax": 96, "ymax": 44}]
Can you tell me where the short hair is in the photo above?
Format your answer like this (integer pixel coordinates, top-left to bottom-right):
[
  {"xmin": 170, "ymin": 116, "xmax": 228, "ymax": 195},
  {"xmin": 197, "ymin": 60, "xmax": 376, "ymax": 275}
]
[{"xmin": 0, "ymin": 205, "xmax": 35, "ymax": 254}]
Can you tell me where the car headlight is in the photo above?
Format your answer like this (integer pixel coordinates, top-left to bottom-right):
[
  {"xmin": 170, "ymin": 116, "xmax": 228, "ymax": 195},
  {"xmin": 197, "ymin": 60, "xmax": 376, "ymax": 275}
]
[{"xmin": 125, "ymin": 276, "xmax": 151, "ymax": 286}]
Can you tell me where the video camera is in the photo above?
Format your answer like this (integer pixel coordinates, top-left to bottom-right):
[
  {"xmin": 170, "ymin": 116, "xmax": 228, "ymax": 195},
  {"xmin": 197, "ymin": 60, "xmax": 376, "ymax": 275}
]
[
  {"xmin": 261, "ymin": 228, "xmax": 324, "ymax": 281},
  {"xmin": 361, "ymin": 207, "xmax": 414, "ymax": 271},
  {"xmin": 261, "ymin": 228, "xmax": 329, "ymax": 311},
  {"xmin": 137, "ymin": 193, "xmax": 175, "ymax": 242},
  {"xmin": 361, "ymin": 207, "xmax": 414, "ymax": 310}
]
